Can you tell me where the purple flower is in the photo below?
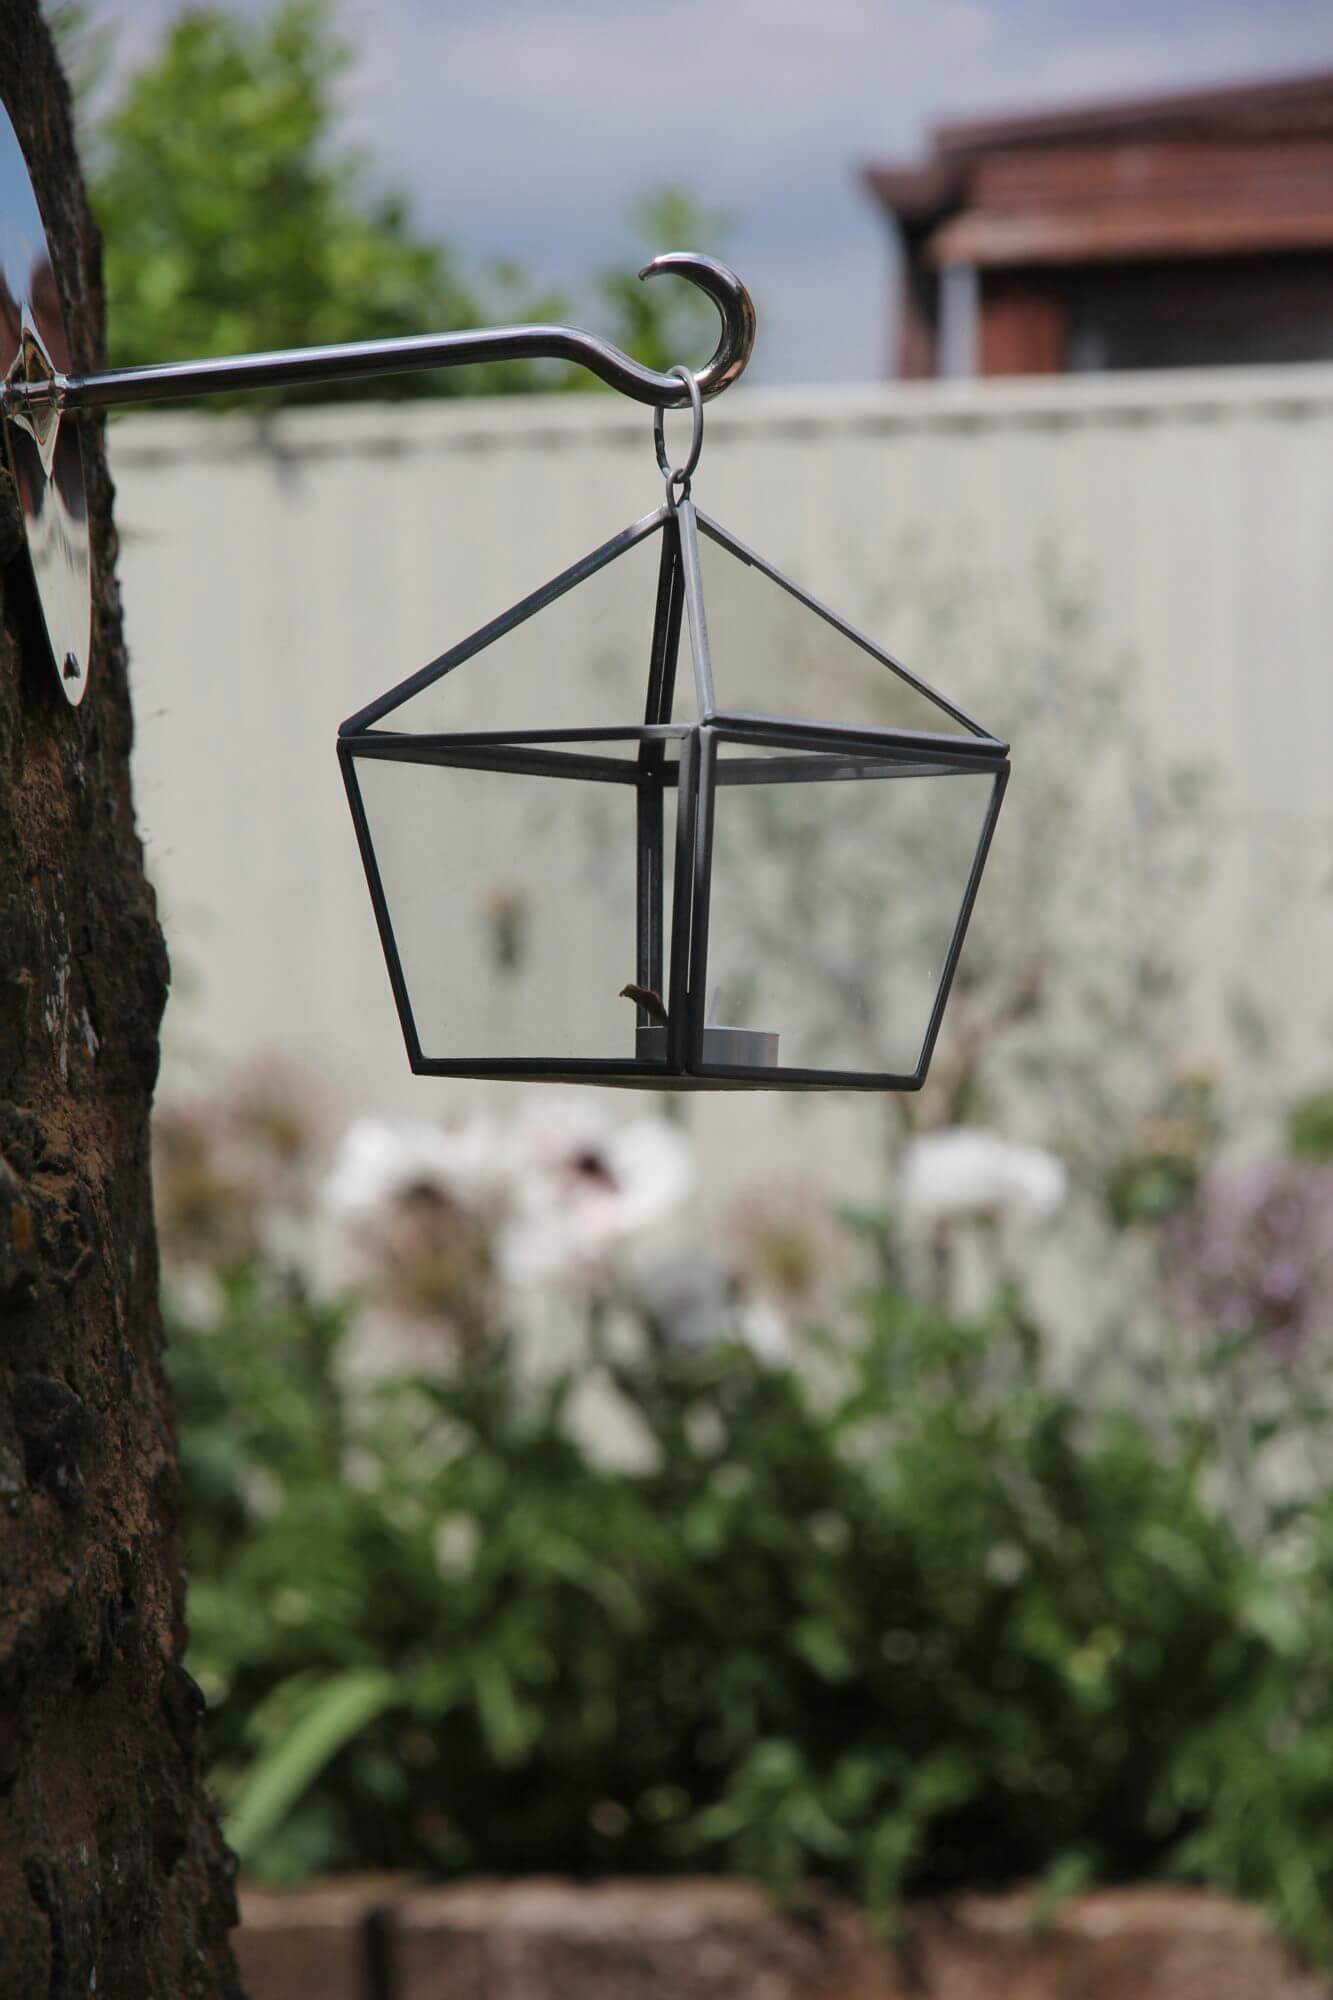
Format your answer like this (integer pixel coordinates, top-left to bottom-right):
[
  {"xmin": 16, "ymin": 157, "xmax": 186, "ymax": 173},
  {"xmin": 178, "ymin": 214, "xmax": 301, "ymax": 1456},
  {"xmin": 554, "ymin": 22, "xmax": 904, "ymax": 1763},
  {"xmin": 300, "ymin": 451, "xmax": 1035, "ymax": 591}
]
[{"xmin": 1166, "ymin": 1159, "xmax": 1333, "ymax": 1359}]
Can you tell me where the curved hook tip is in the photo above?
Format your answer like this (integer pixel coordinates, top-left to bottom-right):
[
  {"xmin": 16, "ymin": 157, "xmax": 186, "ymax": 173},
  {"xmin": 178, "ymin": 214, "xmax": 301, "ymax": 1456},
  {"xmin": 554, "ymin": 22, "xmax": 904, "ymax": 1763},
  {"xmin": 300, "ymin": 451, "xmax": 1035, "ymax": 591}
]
[{"xmin": 636, "ymin": 251, "xmax": 756, "ymax": 401}]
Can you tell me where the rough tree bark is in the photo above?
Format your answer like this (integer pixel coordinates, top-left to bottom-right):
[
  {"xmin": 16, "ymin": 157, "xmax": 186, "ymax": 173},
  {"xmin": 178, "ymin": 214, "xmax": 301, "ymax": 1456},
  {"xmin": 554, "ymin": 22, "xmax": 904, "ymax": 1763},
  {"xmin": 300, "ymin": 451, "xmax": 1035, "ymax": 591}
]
[{"xmin": 0, "ymin": 8, "xmax": 243, "ymax": 1994}]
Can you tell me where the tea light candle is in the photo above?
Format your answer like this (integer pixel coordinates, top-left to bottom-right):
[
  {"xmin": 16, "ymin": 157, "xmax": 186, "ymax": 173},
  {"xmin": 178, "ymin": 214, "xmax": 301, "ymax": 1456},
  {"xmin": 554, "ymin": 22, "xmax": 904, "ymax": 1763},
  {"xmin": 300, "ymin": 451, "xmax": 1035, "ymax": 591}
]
[{"xmin": 635, "ymin": 1024, "xmax": 779, "ymax": 1067}]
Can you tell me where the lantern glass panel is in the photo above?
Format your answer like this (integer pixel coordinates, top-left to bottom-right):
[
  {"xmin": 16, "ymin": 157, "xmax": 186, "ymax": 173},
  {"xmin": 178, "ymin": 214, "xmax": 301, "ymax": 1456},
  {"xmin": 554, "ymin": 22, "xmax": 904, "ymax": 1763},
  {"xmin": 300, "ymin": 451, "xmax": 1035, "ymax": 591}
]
[
  {"xmin": 379, "ymin": 516, "xmax": 675, "ymax": 737},
  {"xmin": 694, "ymin": 517, "xmax": 982, "ymax": 739},
  {"xmin": 347, "ymin": 735, "xmax": 682, "ymax": 1064},
  {"xmin": 700, "ymin": 738, "xmax": 1000, "ymax": 1079}
]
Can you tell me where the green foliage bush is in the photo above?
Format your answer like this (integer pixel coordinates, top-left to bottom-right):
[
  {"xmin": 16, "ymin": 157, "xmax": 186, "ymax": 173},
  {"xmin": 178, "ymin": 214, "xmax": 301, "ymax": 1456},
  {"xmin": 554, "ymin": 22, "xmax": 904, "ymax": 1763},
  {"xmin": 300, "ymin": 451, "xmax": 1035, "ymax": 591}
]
[
  {"xmin": 1288, "ymin": 1087, "xmax": 1333, "ymax": 1165},
  {"xmin": 172, "ymin": 1263, "xmax": 1333, "ymax": 1960}
]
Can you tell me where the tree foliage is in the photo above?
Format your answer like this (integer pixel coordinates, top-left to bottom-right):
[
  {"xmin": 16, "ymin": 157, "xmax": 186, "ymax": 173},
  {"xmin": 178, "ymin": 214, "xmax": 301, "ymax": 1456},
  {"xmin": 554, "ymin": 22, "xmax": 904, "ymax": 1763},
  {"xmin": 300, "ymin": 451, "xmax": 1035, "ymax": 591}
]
[{"xmin": 85, "ymin": 0, "xmax": 561, "ymax": 398}]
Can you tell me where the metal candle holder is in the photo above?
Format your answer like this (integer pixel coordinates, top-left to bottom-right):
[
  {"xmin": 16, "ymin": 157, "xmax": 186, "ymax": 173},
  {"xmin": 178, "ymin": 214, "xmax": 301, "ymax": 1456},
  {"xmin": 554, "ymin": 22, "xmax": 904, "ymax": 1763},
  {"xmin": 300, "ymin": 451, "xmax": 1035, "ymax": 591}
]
[{"xmin": 0, "ymin": 97, "xmax": 1008, "ymax": 1094}]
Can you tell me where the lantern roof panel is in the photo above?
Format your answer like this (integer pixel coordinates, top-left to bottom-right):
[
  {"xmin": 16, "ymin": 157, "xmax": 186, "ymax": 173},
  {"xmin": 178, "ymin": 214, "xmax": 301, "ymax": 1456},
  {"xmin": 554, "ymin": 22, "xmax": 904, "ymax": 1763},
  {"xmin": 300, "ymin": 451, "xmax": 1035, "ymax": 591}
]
[
  {"xmin": 689, "ymin": 511, "xmax": 998, "ymax": 745},
  {"xmin": 341, "ymin": 507, "xmax": 675, "ymax": 740}
]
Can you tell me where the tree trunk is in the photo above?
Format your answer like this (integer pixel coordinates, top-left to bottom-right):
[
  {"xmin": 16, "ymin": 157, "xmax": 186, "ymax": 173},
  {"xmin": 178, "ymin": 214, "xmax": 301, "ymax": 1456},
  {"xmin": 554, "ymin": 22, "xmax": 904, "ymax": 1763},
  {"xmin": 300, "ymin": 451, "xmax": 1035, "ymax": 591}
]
[{"xmin": 0, "ymin": 9, "xmax": 243, "ymax": 1994}]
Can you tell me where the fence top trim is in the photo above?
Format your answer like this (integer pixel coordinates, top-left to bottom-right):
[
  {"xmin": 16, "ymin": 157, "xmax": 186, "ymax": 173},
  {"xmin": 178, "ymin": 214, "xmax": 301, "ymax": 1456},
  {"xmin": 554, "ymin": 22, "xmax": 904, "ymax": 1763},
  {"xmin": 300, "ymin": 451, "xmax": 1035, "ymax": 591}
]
[{"xmin": 107, "ymin": 361, "xmax": 1333, "ymax": 467}]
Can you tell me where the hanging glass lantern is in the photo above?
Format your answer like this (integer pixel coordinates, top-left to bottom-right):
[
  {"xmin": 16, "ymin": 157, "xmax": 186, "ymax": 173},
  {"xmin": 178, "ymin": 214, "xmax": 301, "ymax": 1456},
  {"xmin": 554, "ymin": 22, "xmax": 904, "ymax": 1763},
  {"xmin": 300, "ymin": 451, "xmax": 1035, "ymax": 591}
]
[
  {"xmin": 339, "ymin": 376, "xmax": 1008, "ymax": 1091},
  {"xmin": 0, "ymin": 84, "xmax": 1004, "ymax": 1093}
]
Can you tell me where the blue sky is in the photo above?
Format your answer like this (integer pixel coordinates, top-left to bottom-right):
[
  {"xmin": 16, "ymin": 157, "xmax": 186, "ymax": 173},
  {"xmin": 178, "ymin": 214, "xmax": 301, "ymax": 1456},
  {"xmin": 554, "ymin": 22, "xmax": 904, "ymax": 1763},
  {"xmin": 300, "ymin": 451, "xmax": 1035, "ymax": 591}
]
[{"xmin": 87, "ymin": 0, "xmax": 1333, "ymax": 383}]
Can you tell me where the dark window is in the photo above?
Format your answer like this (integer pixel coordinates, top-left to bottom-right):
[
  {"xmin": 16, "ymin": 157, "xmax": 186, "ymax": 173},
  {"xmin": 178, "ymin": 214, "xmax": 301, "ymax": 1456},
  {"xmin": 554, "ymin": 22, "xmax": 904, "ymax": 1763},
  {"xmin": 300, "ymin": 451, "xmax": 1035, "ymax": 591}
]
[{"xmin": 1067, "ymin": 255, "xmax": 1333, "ymax": 371}]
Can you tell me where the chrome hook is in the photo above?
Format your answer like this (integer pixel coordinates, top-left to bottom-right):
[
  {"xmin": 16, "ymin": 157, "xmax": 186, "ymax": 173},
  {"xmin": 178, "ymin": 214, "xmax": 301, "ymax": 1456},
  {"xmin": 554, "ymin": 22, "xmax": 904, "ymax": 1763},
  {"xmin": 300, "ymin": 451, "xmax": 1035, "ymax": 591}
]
[{"xmin": 636, "ymin": 254, "xmax": 756, "ymax": 405}]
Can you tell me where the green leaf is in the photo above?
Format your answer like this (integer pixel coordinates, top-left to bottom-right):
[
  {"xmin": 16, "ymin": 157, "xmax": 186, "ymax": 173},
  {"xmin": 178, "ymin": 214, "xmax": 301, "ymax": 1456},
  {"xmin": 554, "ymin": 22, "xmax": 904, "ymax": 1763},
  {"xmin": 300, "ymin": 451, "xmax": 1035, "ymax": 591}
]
[
  {"xmin": 1028, "ymin": 1849, "xmax": 1095, "ymax": 1934},
  {"xmin": 227, "ymin": 1667, "xmax": 400, "ymax": 1862},
  {"xmin": 473, "ymin": 1661, "xmax": 540, "ymax": 1768},
  {"xmin": 791, "ymin": 1618, "xmax": 854, "ymax": 1684}
]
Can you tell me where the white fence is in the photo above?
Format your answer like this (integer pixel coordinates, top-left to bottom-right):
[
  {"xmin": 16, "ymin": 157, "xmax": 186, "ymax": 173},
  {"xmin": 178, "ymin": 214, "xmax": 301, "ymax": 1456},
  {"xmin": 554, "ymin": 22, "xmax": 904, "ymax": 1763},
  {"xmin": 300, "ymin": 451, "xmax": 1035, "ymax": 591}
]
[{"xmin": 114, "ymin": 367, "xmax": 1333, "ymax": 1198}]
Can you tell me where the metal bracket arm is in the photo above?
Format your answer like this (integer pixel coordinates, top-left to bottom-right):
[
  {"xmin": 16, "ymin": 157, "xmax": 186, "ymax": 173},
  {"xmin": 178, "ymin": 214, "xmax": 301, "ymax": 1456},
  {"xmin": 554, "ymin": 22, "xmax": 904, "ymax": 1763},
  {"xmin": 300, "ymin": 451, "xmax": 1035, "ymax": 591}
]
[{"xmin": 1, "ymin": 252, "xmax": 756, "ymax": 419}]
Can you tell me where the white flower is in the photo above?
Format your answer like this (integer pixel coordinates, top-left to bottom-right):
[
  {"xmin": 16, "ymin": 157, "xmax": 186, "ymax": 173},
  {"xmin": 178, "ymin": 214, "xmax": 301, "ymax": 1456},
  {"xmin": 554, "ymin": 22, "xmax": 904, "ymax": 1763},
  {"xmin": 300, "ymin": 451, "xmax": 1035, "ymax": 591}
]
[
  {"xmin": 321, "ymin": 1102, "xmax": 694, "ymax": 1306},
  {"xmin": 433, "ymin": 1513, "xmax": 480, "ymax": 1579},
  {"xmin": 238, "ymin": 1465, "xmax": 283, "ymax": 1521},
  {"xmin": 628, "ymin": 1255, "xmax": 791, "ymax": 1364},
  {"xmin": 323, "ymin": 1116, "xmax": 511, "ymax": 1222},
  {"xmin": 340, "ymin": 1446, "xmax": 383, "ymax": 1493},
  {"xmin": 900, "ymin": 1127, "xmax": 1067, "ymax": 1225},
  {"xmin": 497, "ymin": 1101, "xmax": 694, "ymax": 1291},
  {"xmin": 629, "ymin": 1254, "xmax": 735, "ymax": 1351},
  {"xmin": 735, "ymin": 1296, "xmax": 791, "ymax": 1365}
]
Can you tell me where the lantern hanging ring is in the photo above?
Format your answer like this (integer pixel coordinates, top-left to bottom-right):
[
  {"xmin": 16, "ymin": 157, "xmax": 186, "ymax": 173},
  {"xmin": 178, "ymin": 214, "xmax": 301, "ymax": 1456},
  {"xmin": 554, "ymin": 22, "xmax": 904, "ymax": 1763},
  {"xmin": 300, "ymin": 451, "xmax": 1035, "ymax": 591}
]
[{"xmin": 654, "ymin": 364, "xmax": 704, "ymax": 506}]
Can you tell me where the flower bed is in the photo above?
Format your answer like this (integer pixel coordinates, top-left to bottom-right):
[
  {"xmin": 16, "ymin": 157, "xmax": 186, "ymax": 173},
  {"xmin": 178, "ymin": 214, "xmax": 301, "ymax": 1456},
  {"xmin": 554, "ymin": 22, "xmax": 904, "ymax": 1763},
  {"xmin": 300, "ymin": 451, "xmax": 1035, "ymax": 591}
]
[{"xmin": 159, "ymin": 1072, "xmax": 1333, "ymax": 1975}]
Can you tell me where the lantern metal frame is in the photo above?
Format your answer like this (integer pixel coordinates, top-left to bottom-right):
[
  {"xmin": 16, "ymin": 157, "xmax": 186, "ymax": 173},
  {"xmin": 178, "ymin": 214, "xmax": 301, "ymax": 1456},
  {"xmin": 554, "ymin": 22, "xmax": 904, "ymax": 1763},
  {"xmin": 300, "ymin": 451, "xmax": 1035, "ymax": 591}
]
[{"xmin": 338, "ymin": 496, "xmax": 1009, "ymax": 1093}]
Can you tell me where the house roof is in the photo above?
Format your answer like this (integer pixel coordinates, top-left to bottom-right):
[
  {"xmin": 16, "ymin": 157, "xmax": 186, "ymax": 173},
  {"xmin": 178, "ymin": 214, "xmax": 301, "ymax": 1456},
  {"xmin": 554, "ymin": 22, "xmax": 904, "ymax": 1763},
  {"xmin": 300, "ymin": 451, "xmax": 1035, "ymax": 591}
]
[{"xmin": 864, "ymin": 68, "xmax": 1333, "ymax": 266}]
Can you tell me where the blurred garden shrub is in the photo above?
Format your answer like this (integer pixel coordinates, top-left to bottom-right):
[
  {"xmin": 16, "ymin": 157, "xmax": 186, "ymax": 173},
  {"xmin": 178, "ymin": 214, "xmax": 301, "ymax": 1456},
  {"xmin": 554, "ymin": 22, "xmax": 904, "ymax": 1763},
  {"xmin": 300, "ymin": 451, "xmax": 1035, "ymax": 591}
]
[{"xmin": 164, "ymin": 1077, "xmax": 1333, "ymax": 1968}]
